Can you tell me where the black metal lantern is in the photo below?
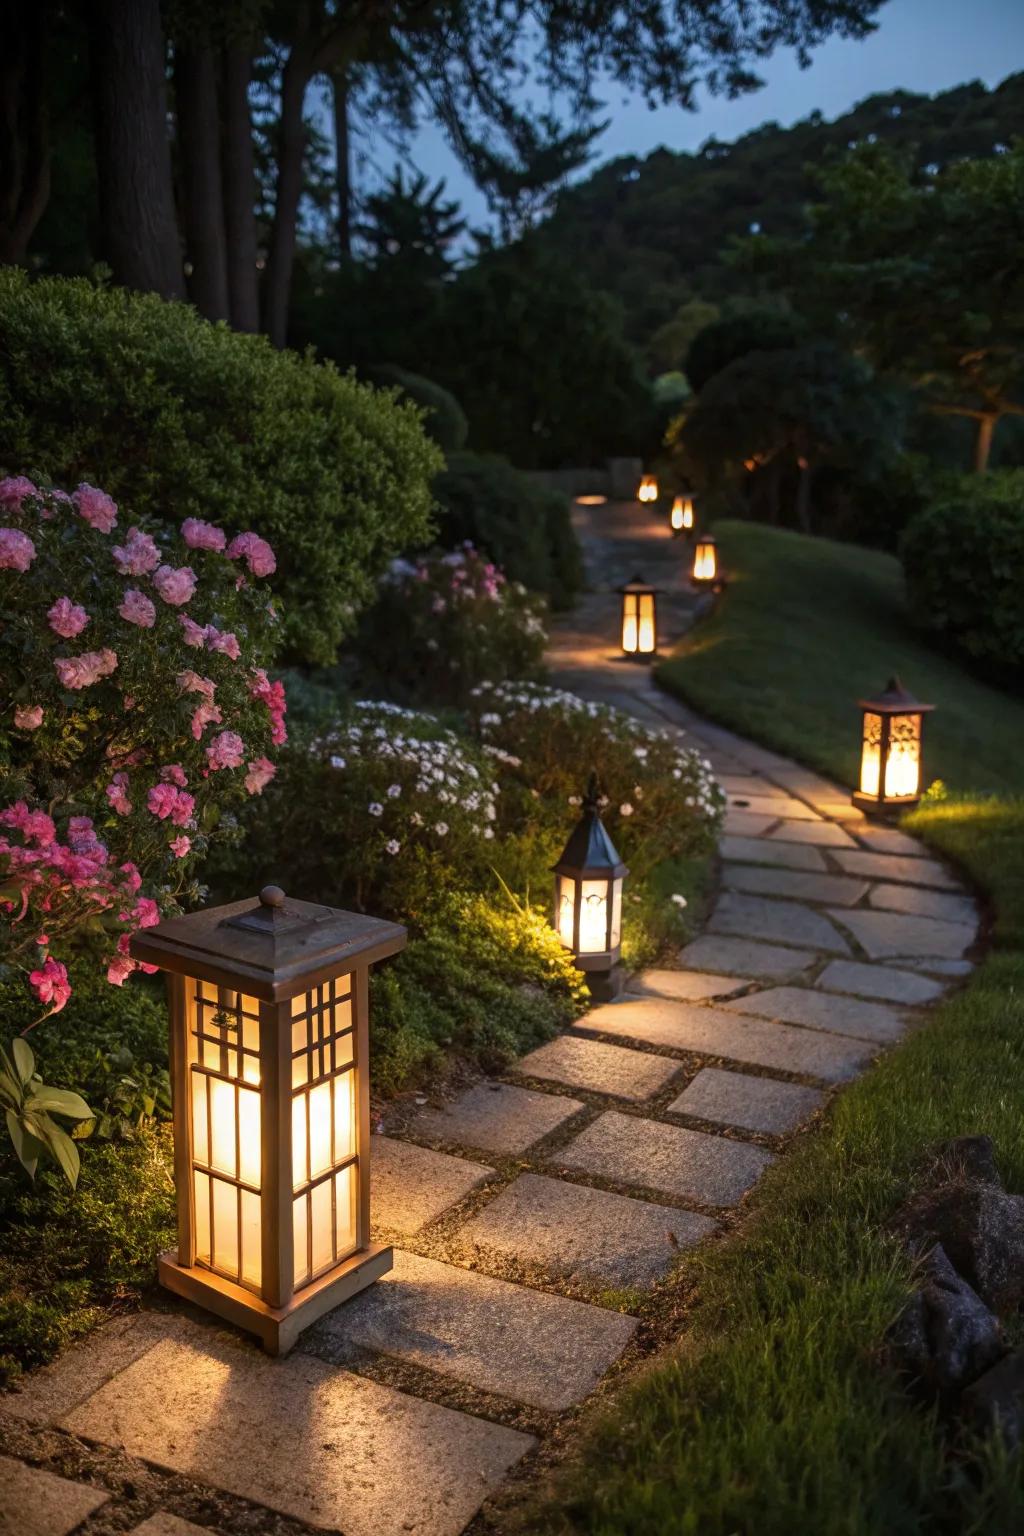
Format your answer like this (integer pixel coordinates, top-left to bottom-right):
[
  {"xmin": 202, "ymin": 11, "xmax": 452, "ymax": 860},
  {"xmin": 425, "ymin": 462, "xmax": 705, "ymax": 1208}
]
[
  {"xmin": 852, "ymin": 677, "xmax": 935, "ymax": 817},
  {"xmin": 619, "ymin": 573, "xmax": 658, "ymax": 658},
  {"xmin": 690, "ymin": 532, "xmax": 719, "ymax": 588},
  {"xmin": 553, "ymin": 775, "xmax": 629, "ymax": 1001},
  {"xmin": 670, "ymin": 494, "xmax": 694, "ymax": 535}
]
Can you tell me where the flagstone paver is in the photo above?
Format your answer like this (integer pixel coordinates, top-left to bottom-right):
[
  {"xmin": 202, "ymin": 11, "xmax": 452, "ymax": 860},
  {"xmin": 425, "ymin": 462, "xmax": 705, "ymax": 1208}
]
[
  {"xmin": 832, "ymin": 849, "xmax": 961, "ymax": 888},
  {"xmin": 829, "ymin": 907, "xmax": 976, "ymax": 961},
  {"xmin": 132, "ymin": 1518, "xmax": 209, "ymax": 1536},
  {"xmin": 899, "ymin": 956, "xmax": 974, "ymax": 977},
  {"xmin": 668, "ymin": 1067, "xmax": 824, "ymax": 1134},
  {"xmin": 514, "ymin": 1034, "xmax": 681, "ymax": 1101},
  {"xmin": 0, "ymin": 1455, "xmax": 109, "ymax": 1536},
  {"xmin": 721, "ymin": 863, "xmax": 870, "ymax": 906},
  {"xmin": 553, "ymin": 1110, "xmax": 772, "ymax": 1207},
  {"xmin": 306, "ymin": 1249, "xmax": 637, "ymax": 1411},
  {"xmin": 868, "ymin": 882, "xmax": 978, "ymax": 925},
  {"xmin": 407, "ymin": 1081, "xmax": 585, "ymax": 1155},
  {"xmin": 678, "ymin": 934, "xmax": 819, "ymax": 980},
  {"xmin": 460, "ymin": 1173, "xmax": 718, "ymax": 1287},
  {"xmin": 709, "ymin": 892, "xmax": 852, "ymax": 954},
  {"xmin": 816, "ymin": 958, "xmax": 945, "ymax": 1005},
  {"xmin": 627, "ymin": 968, "xmax": 748, "ymax": 1002},
  {"xmin": 723, "ymin": 810, "xmax": 777, "ymax": 836},
  {"xmin": 848, "ymin": 825, "xmax": 929, "ymax": 857},
  {"xmin": 719, "ymin": 834, "xmax": 829, "ymax": 871},
  {"xmin": 722, "ymin": 985, "xmax": 906, "ymax": 1044},
  {"xmin": 729, "ymin": 795, "xmax": 820, "ymax": 820},
  {"xmin": 371, "ymin": 1137, "xmax": 494, "ymax": 1236},
  {"xmin": 62, "ymin": 1331, "xmax": 533, "ymax": 1536},
  {"xmin": 765, "ymin": 819, "xmax": 859, "ymax": 847}
]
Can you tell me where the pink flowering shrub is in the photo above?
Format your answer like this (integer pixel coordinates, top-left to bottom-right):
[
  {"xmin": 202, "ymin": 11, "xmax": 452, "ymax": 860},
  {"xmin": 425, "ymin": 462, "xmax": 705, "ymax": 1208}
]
[
  {"xmin": 0, "ymin": 475, "xmax": 287, "ymax": 1015},
  {"xmin": 356, "ymin": 544, "xmax": 547, "ymax": 706}
]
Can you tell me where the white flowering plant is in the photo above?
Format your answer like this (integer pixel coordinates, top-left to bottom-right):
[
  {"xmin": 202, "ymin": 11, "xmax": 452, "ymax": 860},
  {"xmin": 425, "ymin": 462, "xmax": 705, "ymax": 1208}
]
[
  {"xmin": 242, "ymin": 701, "xmax": 501, "ymax": 917},
  {"xmin": 355, "ymin": 544, "xmax": 547, "ymax": 706},
  {"xmin": 468, "ymin": 681, "xmax": 725, "ymax": 875}
]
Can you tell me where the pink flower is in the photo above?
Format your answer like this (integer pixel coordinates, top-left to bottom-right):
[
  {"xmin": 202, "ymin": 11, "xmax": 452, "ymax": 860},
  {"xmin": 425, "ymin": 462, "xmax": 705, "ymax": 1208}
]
[
  {"xmin": 118, "ymin": 588, "xmax": 156, "ymax": 628},
  {"xmin": 0, "ymin": 527, "xmax": 36, "ymax": 571},
  {"xmin": 1, "ymin": 803, "xmax": 56, "ymax": 847},
  {"xmin": 244, "ymin": 757, "xmax": 276, "ymax": 796},
  {"xmin": 112, "ymin": 526, "xmax": 161, "ymax": 576},
  {"xmin": 160, "ymin": 764, "xmax": 188, "ymax": 787},
  {"xmin": 178, "ymin": 614, "xmax": 207, "ymax": 647},
  {"xmin": 73, "ymin": 483, "xmax": 118, "ymax": 533},
  {"xmin": 0, "ymin": 476, "xmax": 38, "ymax": 514},
  {"xmin": 176, "ymin": 670, "xmax": 216, "ymax": 699},
  {"xmin": 132, "ymin": 896, "xmax": 161, "ymax": 929},
  {"xmin": 13, "ymin": 705, "xmax": 43, "ymax": 730},
  {"xmin": 67, "ymin": 816, "xmax": 101, "ymax": 852},
  {"xmin": 120, "ymin": 861, "xmax": 142, "ymax": 894},
  {"xmin": 106, "ymin": 772, "xmax": 133, "ymax": 816},
  {"xmin": 47, "ymin": 596, "xmax": 90, "ymax": 638},
  {"xmin": 204, "ymin": 625, "xmax": 241, "ymax": 660},
  {"xmin": 146, "ymin": 784, "xmax": 195, "ymax": 826},
  {"xmin": 152, "ymin": 564, "xmax": 197, "ymax": 606},
  {"xmin": 107, "ymin": 953, "xmax": 137, "ymax": 987},
  {"xmin": 182, "ymin": 518, "xmax": 226, "ymax": 552},
  {"xmin": 190, "ymin": 701, "xmax": 222, "ymax": 739},
  {"xmin": 54, "ymin": 648, "xmax": 118, "ymax": 690},
  {"xmin": 29, "ymin": 956, "xmax": 72, "ymax": 1014},
  {"xmin": 250, "ymin": 669, "xmax": 288, "ymax": 746},
  {"xmin": 226, "ymin": 531, "xmax": 276, "ymax": 577},
  {"xmin": 206, "ymin": 729, "xmax": 245, "ymax": 771},
  {"xmin": 169, "ymin": 834, "xmax": 192, "ymax": 858}
]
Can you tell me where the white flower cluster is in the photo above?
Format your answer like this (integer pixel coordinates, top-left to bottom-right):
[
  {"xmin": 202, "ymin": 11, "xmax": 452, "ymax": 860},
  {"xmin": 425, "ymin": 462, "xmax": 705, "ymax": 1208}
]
[{"xmin": 315, "ymin": 700, "xmax": 499, "ymax": 848}]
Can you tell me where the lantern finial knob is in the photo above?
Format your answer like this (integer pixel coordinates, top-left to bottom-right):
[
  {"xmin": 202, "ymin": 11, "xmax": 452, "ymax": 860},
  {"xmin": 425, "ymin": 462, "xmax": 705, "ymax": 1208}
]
[{"xmin": 259, "ymin": 884, "xmax": 286, "ymax": 908}]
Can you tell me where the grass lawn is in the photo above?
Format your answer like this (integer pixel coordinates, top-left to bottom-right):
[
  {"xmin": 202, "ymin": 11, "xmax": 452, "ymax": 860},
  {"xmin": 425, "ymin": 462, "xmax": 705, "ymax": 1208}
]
[{"xmin": 526, "ymin": 523, "xmax": 1024, "ymax": 1536}]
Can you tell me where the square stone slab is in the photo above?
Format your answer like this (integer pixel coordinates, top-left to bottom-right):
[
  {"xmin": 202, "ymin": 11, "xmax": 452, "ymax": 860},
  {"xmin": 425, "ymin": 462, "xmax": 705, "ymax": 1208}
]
[
  {"xmin": 678, "ymin": 935, "xmax": 818, "ymax": 980},
  {"xmin": 828, "ymin": 908, "xmax": 975, "ymax": 961},
  {"xmin": 582, "ymin": 998, "xmax": 872, "ymax": 1082},
  {"xmin": 372, "ymin": 1136, "xmax": 494, "ymax": 1236},
  {"xmin": 723, "ymin": 985, "xmax": 906, "ymax": 1044},
  {"xmin": 514, "ymin": 1034, "xmax": 680, "ymax": 1102},
  {"xmin": 4, "ymin": 1312, "xmax": 191, "ymax": 1427},
  {"xmin": 816, "ymin": 959, "xmax": 944, "ymax": 1005},
  {"xmin": 765, "ymin": 820, "xmax": 858, "ymax": 847},
  {"xmin": 627, "ymin": 969, "xmax": 747, "ymax": 1003},
  {"xmin": 0, "ymin": 1455, "xmax": 109, "ymax": 1536},
  {"xmin": 669, "ymin": 1067, "xmax": 824, "ymax": 1134},
  {"xmin": 728, "ymin": 795, "xmax": 820, "ymax": 821},
  {"xmin": 868, "ymin": 883, "xmax": 977, "ymax": 925},
  {"xmin": 460, "ymin": 1172, "xmax": 717, "ymax": 1288},
  {"xmin": 307, "ymin": 1249, "xmax": 636, "ymax": 1411},
  {"xmin": 709, "ymin": 893, "xmax": 851, "ymax": 954},
  {"xmin": 408, "ymin": 1081, "xmax": 585, "ymax": 1155},
  {"xmin": 720, "ymin": 835, "xmax": 829, "ymax": 872},
  {"xmin": 723, "ymin": 811, "xmax": 777, "ymax": 836},
  {"xmin": 849, "ymin": 825, "xmax": 927, "ymax": 857},
  {"xmin": 722, "ymin": 863, "xmax": 869, "ymax": 907},
  {"xmin": 832, "ymin": 850, "xmax": 960, "ymax": 889},
  {"xmin": 553, "ymin": 1110, "xmax": 772, "ymax": 1207},
  {"xmin": 63, "ymin": 1331, "xmax": 533, "ymax": 1536}
]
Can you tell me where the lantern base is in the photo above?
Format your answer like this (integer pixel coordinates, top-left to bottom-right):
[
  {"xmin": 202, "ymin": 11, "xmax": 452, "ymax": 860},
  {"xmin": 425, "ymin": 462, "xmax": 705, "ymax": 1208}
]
[
  {"xmin": 851, "ymin": 790, "xmax": 921, "ymax": 820},
  {"xmin": 157, "ymin": 1242, "xmax": 394, "ymax": 1357},
  {"xmin": 585, "ymin": 964, "xmax": 626, "ymax": 1002}
]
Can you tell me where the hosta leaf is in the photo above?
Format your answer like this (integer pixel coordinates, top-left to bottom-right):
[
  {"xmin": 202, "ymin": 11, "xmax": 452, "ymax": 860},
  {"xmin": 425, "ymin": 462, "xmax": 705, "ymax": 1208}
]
[
  {"xmin": 11, "ymin": 1037, "xmax": 34, "ymax": 1085},
  {"xmin": 35, "ymin": 1121, "xmax": 81, "ymax": 1188},
  {"xmin": 26, "ymin": 1087, "xmax": 94, "ymax": 1121},
  {"xmin": 6, "ymin": 1109, "xmax": 43, "ymax": 1179}
]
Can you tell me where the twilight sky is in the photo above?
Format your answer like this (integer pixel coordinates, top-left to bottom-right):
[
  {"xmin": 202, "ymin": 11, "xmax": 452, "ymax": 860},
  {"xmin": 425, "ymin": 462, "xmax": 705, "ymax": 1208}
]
[{"xmin": 345, "ymin": 0, "xmax": 1024, "ymax": 229}]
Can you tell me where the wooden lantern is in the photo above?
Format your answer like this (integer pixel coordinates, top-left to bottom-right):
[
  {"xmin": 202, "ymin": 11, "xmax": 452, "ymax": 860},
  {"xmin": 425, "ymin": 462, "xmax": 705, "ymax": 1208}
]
[
  {"xmin": 619, "ymin": 574, "xmax": 658, "ymax": 658},
  {"xmin": 130, "ymin": 884, "xmax": 405, "ymax": 1356},
  {"xmin": 852, "ymin": 677, "xmax": 934, "ymax": 817}
]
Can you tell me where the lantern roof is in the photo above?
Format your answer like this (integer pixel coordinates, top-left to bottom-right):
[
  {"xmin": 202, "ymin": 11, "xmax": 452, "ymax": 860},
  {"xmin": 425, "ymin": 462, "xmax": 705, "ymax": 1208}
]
[
  {"xmin": 618, "ymin": 571, "xmax": 659, "ymax": 595},
  {"xmin": 552, "ymin": 776, "xmax": 629, "ymax": 880},
  {"xmin": 129, "ymin": 885, "xmax": 407, "ymax": 1002},
  {"xmin": 857, "ymin": 675, "xmax": 935, "ymax": 715}
]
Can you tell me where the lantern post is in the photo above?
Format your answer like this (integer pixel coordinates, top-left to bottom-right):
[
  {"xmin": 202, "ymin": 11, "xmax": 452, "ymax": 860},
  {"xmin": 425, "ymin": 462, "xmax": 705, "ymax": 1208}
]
[
  {"xmin": 552, "ymin": 776, "xmax": 629, "ymax": 1002},
  {"xmin": 852, "ymin": 677, "xmax": 934, "ymax": 817},
  {"xmin": 618, "ymin": 574, "xmax": 659, "ymax": 659},
  {"xmin": 130, "ymin": 884, "xmax": 405, "ymax": 1356}
]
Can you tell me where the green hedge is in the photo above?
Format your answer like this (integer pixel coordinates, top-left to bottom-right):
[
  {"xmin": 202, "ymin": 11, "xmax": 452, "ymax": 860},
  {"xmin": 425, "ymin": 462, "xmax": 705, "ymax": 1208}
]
[
  {"xmin": 433, "ymin": 452, "xmax": 582, "ymax": 608},
  {"xmin": 0, "ymin": 270, "xmax": 441, "ymax": 664},
  {"xmin": 900, "ymin": 471, "xmax": 1024, "ymax": 676},
  {"xmin": 370, "ymin": 366, "xmax": 468, "ymax": 454}
]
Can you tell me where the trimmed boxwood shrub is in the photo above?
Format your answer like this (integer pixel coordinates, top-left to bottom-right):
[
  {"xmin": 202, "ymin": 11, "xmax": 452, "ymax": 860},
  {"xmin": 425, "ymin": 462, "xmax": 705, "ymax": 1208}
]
[
  {"xmin": 433, "ymin": 451, "xmax": 582, "ymax": 608},
  {"xmin": 900, "ymin": 471, "xmax": 1024, "ymax": 676},
  {"xmin": 370, "ymin": 366, "xmax": 469, "ymax": 454},
  {"xmin": 0, "ymin": 270, "xmax": 442, "ymax": 664}
]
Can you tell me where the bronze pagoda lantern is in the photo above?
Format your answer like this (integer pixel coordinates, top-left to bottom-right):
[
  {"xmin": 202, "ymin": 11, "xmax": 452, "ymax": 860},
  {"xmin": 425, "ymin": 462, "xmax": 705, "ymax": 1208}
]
[{"xmin": 852, "ymin": 677, "xmax": 934, "ymax": 817}]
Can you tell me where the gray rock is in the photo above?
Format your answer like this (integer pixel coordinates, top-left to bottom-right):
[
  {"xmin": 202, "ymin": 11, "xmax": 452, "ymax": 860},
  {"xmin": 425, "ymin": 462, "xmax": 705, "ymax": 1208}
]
[
  {"xmin": 930, "ymin": 1135, "xmax": 1002, "ymax": 1188},
  {"xmin": 887, "ymin": 1245, "xmax": 1004, "ymax": 1400},
  {"xmin": 891, "ymin": 1182, "xmax": 1024, "ymax": 1314},
  {"xmin": 962, "ymin": 1351, "xmax": 1024, "ymax": 1448}
]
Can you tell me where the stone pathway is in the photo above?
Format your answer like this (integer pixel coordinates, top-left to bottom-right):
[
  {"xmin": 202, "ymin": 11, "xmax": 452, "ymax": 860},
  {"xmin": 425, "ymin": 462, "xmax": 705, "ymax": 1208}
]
[{"xmin": 0, "ymin": 498, "xmax": 979, "ymax": 1536}]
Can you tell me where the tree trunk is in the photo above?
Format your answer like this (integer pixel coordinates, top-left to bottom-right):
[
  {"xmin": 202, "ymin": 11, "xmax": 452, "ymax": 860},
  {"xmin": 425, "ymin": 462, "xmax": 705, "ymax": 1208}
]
[
  {"xmin": 796, "ymin": 460, "xmax": 813, "ymax": 533},
  {"xmin": 974, "ymin": 413, "xmax": 996, "ymax": 473},
  {"xmin": 264, "ymin": 6, "xmax": 315, "ymax": 347},
  {"xmin": 175, "ymin": 40, "xmax": 230, "ymax": 321},
  {"xmin": 332, "ymin": 67, "xmax": 351, "ymax": 259},
  {"xmin": 221, "ymin": 42, "xmax": 260, "ymax": 332},
  {"xmin": 0, "ymin": 2, "xmax": 51, "ymax": 265},
  {"xmin": 90, "ymin": 0, "xmax": 184, "ymax": 299}
]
